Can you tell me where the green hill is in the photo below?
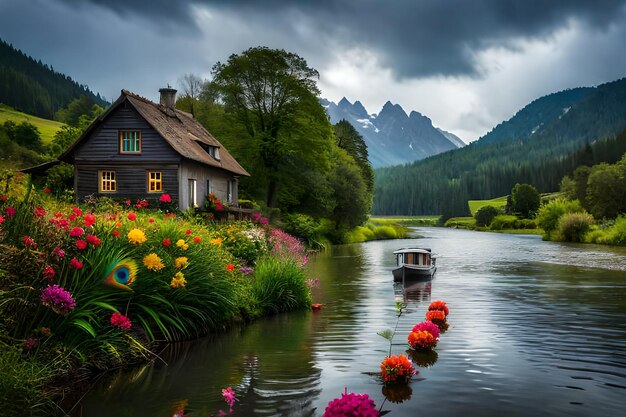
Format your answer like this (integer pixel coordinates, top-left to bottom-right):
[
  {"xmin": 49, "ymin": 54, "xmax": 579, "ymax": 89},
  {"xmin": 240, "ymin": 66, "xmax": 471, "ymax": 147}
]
[{"xmin": 0, "ymin": 103, "xmax": 64, "ymax": 144}]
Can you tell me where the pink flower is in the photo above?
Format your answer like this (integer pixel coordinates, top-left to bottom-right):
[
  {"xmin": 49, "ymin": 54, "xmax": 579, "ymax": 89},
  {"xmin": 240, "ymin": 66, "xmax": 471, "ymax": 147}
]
[
  {"xmin": 22, "ymin": 235, "xmax": 37, "ymax": 249},
  {"xmin": 69, "ymin": 257, "xmax": 83, "ymax": 270},
  {"xmin": 34, "ymin": 206, "xmax": 46, "ymax": 217},
  {"xmin": 159, "ymin": 193, "xmax": 171, "ymax": 203},
  {"xmin": 5, "ymin": 206, "xmax": 16, "ymax": 218},
  {"xmin": 110, "ymin": 312, "xmax": 132, "ymax": 331},
  {"xmin": 127, "ymin": 212, "xmax": 137, "ymax": 221},
  {"xmin": 412, "ymin": 321, "xmax": 441, "ymax": 339},
  {"xmin": 0, "ymin": 214, "xmax": 4, "ymax": 224},
  {"xmin": 86, "ymin": 234, "xmax": 101, "ymax": 248},
  {"xmin": 84, "ymin": 213, "xmax": 96, "ymax": 227},
  {"xmin": 75, "ymin": 240, "xmax": 88, "ymax": 250},
  {"xmin": 69, "ymin": 227, "xmax": 85, "ymax": 238},
  {"xmin": 40, "ymin": 284, "xmax": 76, "ymax": 314},
  {"xmin": 124, "ymin": 199, "xmax": 131, "ymax": 206},
  {"xmin": 24, "ymin": 338, "xmax": 39, "ymax": 350},
  {"xmin": 43, "ymin": 265, "xmax": 55, "ymax": 280},
  {"xmin": 53, "ymin": 247, "xmax": 65, "ymax": 258},
  {"xmin": 260, "ymin": 217, "xmax": 269, "ymax": 225},
  {"xmin": 221, "ymin": 387, "xmax": 237, "ymax": 414},
  {"xmin": 323, "ymin": 388, "xmax": 378, "ymax": 417}
]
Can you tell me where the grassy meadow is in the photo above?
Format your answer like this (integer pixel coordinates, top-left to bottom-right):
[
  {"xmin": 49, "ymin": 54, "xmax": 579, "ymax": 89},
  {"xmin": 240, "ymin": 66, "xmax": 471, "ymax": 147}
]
[{"xmin": 0, "ymin": 103, "xmax": 65, "ymax": 144}]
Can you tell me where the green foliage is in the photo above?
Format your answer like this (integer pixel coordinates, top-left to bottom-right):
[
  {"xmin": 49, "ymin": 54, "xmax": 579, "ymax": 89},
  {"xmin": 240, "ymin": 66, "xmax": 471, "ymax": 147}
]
[
  {"xmin": 535, "ymin": 199, "xmax": 584, "ymax": 238},
  {"xmin": 474, "ymin": 205, "xmax": 500, "ymax": 227},
  {"xmin": 2, "ymin": 120, "xmax": 44, "ymax": 153},
  {"xmin": 489, "ymin": 215, "xmax": 519, "ymax": 230},
  {"xmin": 334, "ymin": 119, "xmax": 374, "ymax": 194},
  {"xmin": 444, "ymin": 217, "xmax": 476, "ymax": 229},
  {"xmin": 252, "ymin": 256, "xmax": 311, "ymax": 315},
  {"xmin": 556, "ymin": 212, "xmax": 594, "ymax": 242},
  {"xmin": 282, "ymin": 213, "xmax": 325, "ymax": 249},
  {"xmin": 510, "ymin": 183, "xmax": 540, "ymax": 218},
  {"xmin": 55, "ymin": 96, "xmax": 104, "ymax": 128},
  {"xmin": 586, "ymin": 161, "xmax": 626, "ymax": 219}
]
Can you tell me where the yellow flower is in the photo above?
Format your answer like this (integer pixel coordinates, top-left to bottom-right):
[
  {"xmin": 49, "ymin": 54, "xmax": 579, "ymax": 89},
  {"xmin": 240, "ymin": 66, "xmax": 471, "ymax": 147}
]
[
  {"xmin": 174, "ymin": 257, "xmax": 188, "ymax": 270},
  {"xmin": 171, "ymin": 271, "xmax": 187, "ymax": 288},
  {"xmin": 143, "ymin": 253, "xmax": 165, "ymax": 271},
  {"xmin": 127, "ymin": 228, "xmax": 147, "ymax": 244},
  {"xmin": 210, "ymin": 237, "xmax": 222, "ymax": 246},
  {"xmin": 175, "ymin": 239, "xmax": 189, "ymax": 251}
]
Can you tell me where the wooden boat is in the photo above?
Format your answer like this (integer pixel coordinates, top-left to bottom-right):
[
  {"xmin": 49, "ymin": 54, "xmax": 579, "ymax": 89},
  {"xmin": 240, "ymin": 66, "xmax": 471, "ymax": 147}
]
[{"xmin": 392, "ymin": 248, "xmax": 436, "ymax": 281}]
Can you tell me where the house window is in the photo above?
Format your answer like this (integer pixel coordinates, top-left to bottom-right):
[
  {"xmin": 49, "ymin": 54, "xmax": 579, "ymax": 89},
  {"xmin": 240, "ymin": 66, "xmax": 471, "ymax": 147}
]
[
  {"xmin": 188, "ymin": 179, "xmax": 197, "ymax": 209},
  {"xmin": 119, "ymin": 130, "xmax": 141, "ymax": 153},
  {"xmin": 99, "ymin": 170, "xmax": 116, "ymax": 192},
  {"xmin": 227, "ymin": 179, "xmax": 233, "ymax": 203},
  {"xmin": 148, "ymin": 171, "xmax": 162, "ymax": 192},
  {"xmin": 206, "ymin": 178, "xmax": 212, "ymax": 195}
]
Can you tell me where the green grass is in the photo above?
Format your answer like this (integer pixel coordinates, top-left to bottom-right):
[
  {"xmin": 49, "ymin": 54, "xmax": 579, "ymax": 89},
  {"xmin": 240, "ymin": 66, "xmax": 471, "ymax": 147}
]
[
  {"xmin": 370, "ymin": 215, "xmax": 440, "ymax": 227},
  {"xmin": 468, "ymin": 196, "xmax": 508, "ymax": 215},
  {"xmin": 0, "ymin": 103, "xmax": 65, "ymax": 144}
]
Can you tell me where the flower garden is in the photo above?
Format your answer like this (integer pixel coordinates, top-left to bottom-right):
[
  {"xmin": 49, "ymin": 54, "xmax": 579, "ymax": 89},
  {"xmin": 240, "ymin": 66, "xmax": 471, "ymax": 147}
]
[{"xmin": 0, "ymin": 177, "xmax": 314, "ymax": 415}]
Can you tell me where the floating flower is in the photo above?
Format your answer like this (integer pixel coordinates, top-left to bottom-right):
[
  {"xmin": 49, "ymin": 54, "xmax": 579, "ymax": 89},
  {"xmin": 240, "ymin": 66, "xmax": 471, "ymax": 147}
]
[
  {"xmin": 210, "ymin": 237, "xmax": 222, "ymax": 246},
  {"xmin": 5, "ymin": 206, "xmax": 16, "ymax": 218},
  {"xmin": 408, "ymin": 330, "xmax": 437, "ymax": 350},
  {"xmin": 162, "ymin": 237, "xmax": 172, "ymax": 247},
  {"xmin": 425, "ymin": 310, "xmax": 447, "ymax": 324},
  {"xmin": 43, "ymin": 265, "xmax": 55, "ymax": 280},
  {"xmin": 323, "ymin": 388, "xmax": 378, "ymax": 417},
  {"xmin": 22, "ymin": 235, "xmax": 37, "ymax": 249},
  {"xmin": 53, "ymin": 247, "xmax": 65, "ymax": 258},
  {"xmin": 380, "ymin": 354, "xmax": 417, "ymax": 384},
  {"xmin": 143, "ymin": 253, "xmax": 165, "ymax": 271},
  {"xmin": 127, "ymin": 212, "xmax": 137, "ymax": 221},
  {"xmin": 34, "ymin": 206, "xmax": 46, "ymax": 217},
  {"xmin": 40, "ymin": 284, "xmax": 76, "ymax": 314},
  {"xmin": 221, "ymin": 387, "xmax": 236, "ymax": 414},
  {"xmin": 112, "ymin": 230, "xmax": 121, "ymax": 238},
  {"xmin": 110, "ymin": 312, "xmax": 132, "ymax": 331},
  {"xmin": 176, "ymin": 239, "xmax": 189, "ymax": 251},
  {"xmin": 159, "ymin": 193, "xmax": 171, "ymax": 203},
  {"xmin": 86, "ymin": 234, "xmax": 101, "ymax": 247},
  {"xmin": 412, "ymin": 321, "xmax": 440, "ymax": 339},
  {"xmin": 226, "ymin": 263, "xmax": 235, "ymax": 272},
  {"xmin": 69, "ymin": 257, "xmax": 83, "ymax": 270},
  {"xmin": 174, "ymin": 257, "xmax": 188, "ymax": 270},
  {"xmin": 193, "ymin": 236, "xmax": 202, "ymax": 243},
  {"xmin": 69, "ymin": 227, "xmax": 85, "ymax": 238},
  {"xmin": 84, "ymin": 213, "xmax": 96, "ymax": 227},
  {"xmin": 75, "ymin": 239, "xmax": 88, "ymax": 250},
  {"xmin": 171, "ymin": 271, "xmax": 187, "ymax": 288},
  {"xmin": 428, "ymin": 300, "xmax": 449, "ymax": 316},
  {"xmin": 128, "ymin": 228, "xmax": 147, "ymax": 244}
]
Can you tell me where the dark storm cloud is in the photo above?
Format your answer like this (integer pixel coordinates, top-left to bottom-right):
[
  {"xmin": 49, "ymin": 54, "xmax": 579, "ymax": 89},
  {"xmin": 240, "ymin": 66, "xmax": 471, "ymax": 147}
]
[{"xmin": 59, "ymin": 0, "xmax": 626, "ymax": 77}]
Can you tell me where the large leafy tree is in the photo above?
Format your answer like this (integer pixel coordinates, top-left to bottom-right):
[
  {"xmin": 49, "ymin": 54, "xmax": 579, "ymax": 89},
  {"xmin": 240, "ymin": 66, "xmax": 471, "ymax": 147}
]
[
  {"xmin": 510, "ymin": 183, "xmax": 540, "ymax": 218},
  {"xmin": 334, "ymin": 119, "xmax": 374, "ymax": 194},
  {"xmin": 209, "ymin": 47, "xmax": 331, "ymax": 207}
]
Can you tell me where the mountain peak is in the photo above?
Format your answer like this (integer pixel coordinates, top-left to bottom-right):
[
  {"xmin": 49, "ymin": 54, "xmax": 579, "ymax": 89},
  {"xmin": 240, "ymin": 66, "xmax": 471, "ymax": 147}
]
[{"xmin": 337, "ymin": 97, "xmax": 352, "ymax": 109}]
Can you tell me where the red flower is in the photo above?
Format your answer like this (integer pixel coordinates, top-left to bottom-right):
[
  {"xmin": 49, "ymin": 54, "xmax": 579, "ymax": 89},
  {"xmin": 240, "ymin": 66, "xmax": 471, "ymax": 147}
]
[
  {"xmin": 75, "ymin": 240, "xmax": 88, "ymax": 250},
  {"xmin": 43, "ymin": 187, "xmax": 52, "ymax": 193},
  {"xmin": 186, "ymin": 229, "xmax": 192, "ymax": 235},
  {"xmin": 226, "ymin": 263, "xmax": 235, "ymax": 272},
  {"xmin": 380, "ymin": 354, "xmax": 417, "ymax": 383},
  {"xmin": 428, "ymin": 300, "xmax": 449, "ymax": 317},
  {"xmin": 69, "ymin": 227, "xmax": 85, "ymax": 238},
  {"xmin": 149, "ymin": 217, "xmax": 155, "ymax": 223},
  {"xmin": 193, "ymin": 236, "xmax": 202, "ymax": 243},
  {"xmin": 408, "ymin": 330, "xmax": 437, "ymax": 350},
  {"xmin": 86, "ymin": 234, "xmax": 101, "ymax": 247},
  {"xmin": 69, "ymin": 258, "xmax": 83, "ymax": 269},
  {"xmin": 71, "ymin": 206, "xmax": 83, "ymax": 217},
  {"xmin": 5, "ymin": 206, "xmax": 16, "ymax": 218},
  {"xmin": 112, "ymin": 230, "xmax": 121, "ymax": 238},
  {"xmin": 0, "ymin": 214, "xmax": 4, "ymax": 224},
  {"xmin": 159, "ymin": 193, "xmax": 171, "ymax": 203},
  {"xmin": 0, "ymin": 195, "xmax": 7, "ymax": 202},
  {"xmin": 43, "ymin": 265, "xmax": 55, "ymax": 280},
  {"xmin": 34, "ymin": 206, "xmax": 46, "ymax": 217},
  {"xmin": 162, "ymin": 238, "xmax": 172, "ymax": 247},
  {"xmin": 110, "ymin": 312, "xmax": 132, "ymax": 331},
  {"xmin": 425, "ymin": 310, "xmax": 447, "ymax": 323},
  {"xmin": 22, "ymin": 235, "xmax": 37, "ymax": 249},
  {"xmin": 84, "ymin": 213, "xmax": 96, "ymax": 227},
  {"xmin": 53, "ymin": 247, "xmax": 65, "ymax": 258},
  {"xmin": 124, "ymin": 199, "xmax": 131, "ymax": 206},
  {"xmin": 127, "ymin": 212, "xmax": 137, "ymax": 221}
]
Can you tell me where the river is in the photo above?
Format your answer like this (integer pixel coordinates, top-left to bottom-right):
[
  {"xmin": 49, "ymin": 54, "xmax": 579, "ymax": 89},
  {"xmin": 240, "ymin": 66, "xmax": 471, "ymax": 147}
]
[{"xmin": 71, "ymin": 227, "xmax": 626, "ymax": 417}]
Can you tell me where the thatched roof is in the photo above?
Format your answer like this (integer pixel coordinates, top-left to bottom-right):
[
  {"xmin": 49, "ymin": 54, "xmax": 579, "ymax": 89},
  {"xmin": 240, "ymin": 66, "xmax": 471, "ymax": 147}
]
[{"xmin": 61, "ymin": 89, "xmax": 249, "ymax": 176}]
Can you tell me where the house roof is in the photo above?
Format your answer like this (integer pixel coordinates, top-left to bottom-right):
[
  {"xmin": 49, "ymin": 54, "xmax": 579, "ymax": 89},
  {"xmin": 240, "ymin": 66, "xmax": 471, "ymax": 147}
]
[{"xmin": 61, "ymin": 89, "xmax": 250, "ymax": 176}]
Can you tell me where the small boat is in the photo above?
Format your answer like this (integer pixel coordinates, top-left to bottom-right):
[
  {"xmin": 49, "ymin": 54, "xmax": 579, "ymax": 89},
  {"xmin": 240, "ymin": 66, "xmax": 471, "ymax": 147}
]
[{"xmin": 392, "ymin": 248, "xmax": 436, "ymax": 282}]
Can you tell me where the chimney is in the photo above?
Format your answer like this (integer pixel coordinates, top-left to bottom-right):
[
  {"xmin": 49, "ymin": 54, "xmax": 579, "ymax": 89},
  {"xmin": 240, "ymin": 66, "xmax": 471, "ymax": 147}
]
[{"xmin": 159, "ymin": 87, "xmax": 177, "ymax": 109}]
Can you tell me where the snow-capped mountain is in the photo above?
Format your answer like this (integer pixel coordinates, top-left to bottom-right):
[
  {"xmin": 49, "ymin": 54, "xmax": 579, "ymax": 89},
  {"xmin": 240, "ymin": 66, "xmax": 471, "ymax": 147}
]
[{"xmin": 321, "ymin": 97, "xmax": 464, "ymax": 168}]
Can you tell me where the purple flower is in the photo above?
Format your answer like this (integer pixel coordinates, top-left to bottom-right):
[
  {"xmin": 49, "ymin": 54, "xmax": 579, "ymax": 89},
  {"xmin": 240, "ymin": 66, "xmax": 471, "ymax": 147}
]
[
  {"xmin": 239, "ymin": 266, "xmax": 254, "ymax": 276},
  {"xmin": 40, "ymin": 284, "xmax": 76, "ymax": 314},
  {"xmin": 323, "ymin": 388, "xmax": 379, "ymax": 417}
]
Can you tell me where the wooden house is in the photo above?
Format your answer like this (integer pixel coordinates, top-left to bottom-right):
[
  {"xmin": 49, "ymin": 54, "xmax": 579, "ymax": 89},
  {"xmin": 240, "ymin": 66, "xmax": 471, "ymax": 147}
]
[{"xmin": 59, "ymin": 88, "xmax": 249, "ymax": 210}]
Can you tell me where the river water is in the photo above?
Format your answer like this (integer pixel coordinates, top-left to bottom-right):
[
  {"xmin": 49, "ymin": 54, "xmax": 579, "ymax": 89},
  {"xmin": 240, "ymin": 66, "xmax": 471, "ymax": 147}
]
[{"xmin": 72, "ymin": 228, "xmax": 626, "ymax": 417}]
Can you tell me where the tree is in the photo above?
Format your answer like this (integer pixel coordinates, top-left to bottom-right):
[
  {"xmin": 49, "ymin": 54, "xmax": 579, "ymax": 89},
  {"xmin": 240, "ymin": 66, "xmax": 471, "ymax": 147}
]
[
  {"xmin": 510, "ymin": 183, "xmax": 540, "ymax": 218},
  {"xmin": 474, "ymin": 205, "xmax": 500, "ymax": 227},
  {"xmin": 177, "ymin": 73, "xmax": 205, "ymax": 116},
  {"xmin": 334, "ymin": 119, "xmax": 374, "ymax": 194},
  {"xmin": 2, "ymin": 120, "xmax": 43, "ymax": 153},
  {"xmin": 55, "ymin": 96, "xmax": 102, "ymax": 127},
  {"xmin": 209, "ymin": 47, "xmax": 329, "ymax": 207},
  {"xmin": 586, "ymin": 163, "xmax": 624, "ymax": 219}
]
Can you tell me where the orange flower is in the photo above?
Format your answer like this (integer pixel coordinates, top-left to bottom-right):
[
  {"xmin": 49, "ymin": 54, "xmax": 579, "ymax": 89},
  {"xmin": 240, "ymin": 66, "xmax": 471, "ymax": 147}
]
[
  {"xmin": 425, "ymin": 310, "xmax": 446, "ymax": 323},
  {"xmin": 428, "ymin": 300, "xmax": 449, "ymax": 316},
  {"xmin": 226, "ymin": 263, "xmax": 235, "ymax": 272},
  {"xmin": 380, "ymin": 354, "xmax": 417, "ymax": 383},
  {"xmin": 408, "ymin": 330, "xmax": 437, "ymax": 350},
  {"xmin": 210, "ymin": 237, "xmax": 222, "ymax": 246}
]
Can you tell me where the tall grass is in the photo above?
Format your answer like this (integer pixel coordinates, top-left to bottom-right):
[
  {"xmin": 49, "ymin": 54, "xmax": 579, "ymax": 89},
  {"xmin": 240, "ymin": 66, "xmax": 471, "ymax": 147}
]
[{"xmin": 253, "ymin": 256, "xmax": 311, "ymax": 315}]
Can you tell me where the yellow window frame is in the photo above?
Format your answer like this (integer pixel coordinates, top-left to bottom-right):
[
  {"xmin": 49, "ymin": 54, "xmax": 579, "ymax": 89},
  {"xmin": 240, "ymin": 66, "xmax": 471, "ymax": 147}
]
[
  {"xmin": 148, "ymin": 171, "xmax": 162, "ymax": 193},
  {"xmin": 99, "ymin": 170, "xmax": 117, "ymax": 193}
]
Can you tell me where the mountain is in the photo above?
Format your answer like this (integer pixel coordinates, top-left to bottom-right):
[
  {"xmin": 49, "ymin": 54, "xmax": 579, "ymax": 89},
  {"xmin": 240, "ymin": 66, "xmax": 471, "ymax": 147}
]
[
  {"xmin": 0, "ymin": 38, "xmax": 108, "ymax": 119},
  {"xmin": 373, "ymin": 77, "xmax": 626, "ymax": 216},
  {"xmin": 321, "ymin": 97, "xmax": 463, "ymax": 168}
]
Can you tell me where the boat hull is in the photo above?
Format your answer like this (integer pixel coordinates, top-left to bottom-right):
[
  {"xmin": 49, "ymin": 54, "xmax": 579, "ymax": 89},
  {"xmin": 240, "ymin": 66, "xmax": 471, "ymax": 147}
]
[{"xmin": 392, "ymin": 265, "xmax": 436, "ymax": 282}]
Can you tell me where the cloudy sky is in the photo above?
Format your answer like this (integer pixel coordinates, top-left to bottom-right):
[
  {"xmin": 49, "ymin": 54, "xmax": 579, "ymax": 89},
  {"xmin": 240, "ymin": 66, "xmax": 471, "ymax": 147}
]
[{"xmin": 2, "ymin": 0, "xmax": 626, "ymax": 142}]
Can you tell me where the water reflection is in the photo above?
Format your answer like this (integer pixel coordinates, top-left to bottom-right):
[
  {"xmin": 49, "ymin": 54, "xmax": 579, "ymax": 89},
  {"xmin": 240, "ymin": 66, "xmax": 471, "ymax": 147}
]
[{"xmin": 394, "ymin": 281, "xmax": 432, "ymax": 304}]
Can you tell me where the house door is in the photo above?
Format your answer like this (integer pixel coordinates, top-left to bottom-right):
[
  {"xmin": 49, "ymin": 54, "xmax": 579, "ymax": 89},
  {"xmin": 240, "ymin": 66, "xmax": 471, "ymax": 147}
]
[{"xmin": 188, "ymin": 179, "xmax": 196, "ymax": 209}]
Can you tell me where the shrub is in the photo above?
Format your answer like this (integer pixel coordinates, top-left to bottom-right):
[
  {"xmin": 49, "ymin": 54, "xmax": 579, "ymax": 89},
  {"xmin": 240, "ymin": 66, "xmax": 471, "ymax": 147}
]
[
  {"xmin": 282, "ymin": 213, "xmax": 323, "ymax": 249},
  {"xmin": 557, "ymin": 212, "xmax": 594, "ymax": 242},
  {"xmin": 253, "ymin": 256, "xmax": 311, "ymax": 315},
  {"xmin": 373, "ymin": 225, "xmax": 398, "ymax": 239},
  {"xmin": 536, "ymin": 199, "xmax": 584, "ymax": 239},
  {"xmin": 474, "ymin": 205, "xmax": 500, "ymax": 227},
  {"xmin": 489, "ymin": 215, "xmax": 517, "ymax": 230}
]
